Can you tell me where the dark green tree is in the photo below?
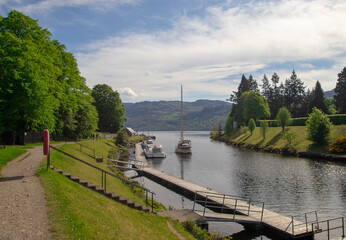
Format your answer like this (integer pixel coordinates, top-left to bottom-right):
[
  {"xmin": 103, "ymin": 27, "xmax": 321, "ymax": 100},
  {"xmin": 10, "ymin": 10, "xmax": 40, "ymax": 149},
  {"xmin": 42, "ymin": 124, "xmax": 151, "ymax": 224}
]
[
  {"xmin": 284, "ymin": 70, "xmax": 306, "ymax": 117},
  {"xmin": 270, "ymin": 73, "xmax": 285, "ymax": 118},
  {"xmin": 308, "ymin": 81, "xmax": 328, "ymax": 113},
  {"xmin": 92, "ymin": 84, "xmax": 126, "ymax": 133},
  {"xmin": 306, "ymin": 107, "xmax": 332, "ymax": 145},
  {"xmin": 334, "ymin": 67, "xmax": 346, "ymax": 113},
  {"xmin": 276, "ymin": 107, "xmax": 291, "ymax": 131},
  {"xmin": 260, "ymin": 121, "xmax": 269, "ymax": 139}
]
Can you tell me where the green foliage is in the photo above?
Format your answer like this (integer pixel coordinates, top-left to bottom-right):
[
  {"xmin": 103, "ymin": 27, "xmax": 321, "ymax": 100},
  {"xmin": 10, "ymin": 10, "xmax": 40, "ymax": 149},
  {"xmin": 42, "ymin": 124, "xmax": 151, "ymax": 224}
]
[
  {"xmin": 334, "ymin": 67, "xmax": 346, "ymax": 113},
  {"xmin": 281, "ymin": 131, "xmax": 296, "ymax": 146},
  {"xmin": 306, "ymin": 107, "xmax": 332, "ymax": 145},
  {"xmin": 248, "ymin": 119, "xmax": 256, "ymax": 135},
  {"xmin": 92, "ymin": 84, "xmax": 126, "ymax": 133},
  {"xmin": 329, "ymin": 136, "xmax": 346, "ymax": 153},
  {"xmin": 284, "ymin": 70, "xmax": 306, "ymax": 117},
  {"xmin": 276, "ymin": 107, "xmax": 291, "ymax": 131},
  {"xmin": 114, "ymin": 129, "xmax": 129, "ymax": 148},
  {"xmin": 308, "ymin": 81, "xmax": 328, "ymax": 114},
  {"xmin": 0, "ymin": 10, "xmax": 98, "ymax": 139},
  {"xmin": 325, "ymin": 98, "xmax": 337, "ymax": 115},
  {"xmin": 243, "ymin": 91, "xmax": 270, "ymax": 121},
  {"xmin": 260, "ymin": 121, "xmax": 269, "ymax": 139},
  {"xmin": 0, "ymin": 146, "xmax": 27, "ymax": 176},
  {"xmin": 224, "ymin": 114, "xmax": 234, "ymax": 134}
]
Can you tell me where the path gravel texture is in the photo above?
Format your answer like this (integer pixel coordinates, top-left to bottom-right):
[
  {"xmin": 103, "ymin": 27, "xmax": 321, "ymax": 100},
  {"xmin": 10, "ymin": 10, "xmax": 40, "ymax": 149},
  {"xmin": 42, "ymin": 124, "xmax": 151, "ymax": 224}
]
[{"xmin": 0, "ymin": 145, "xmax": 52, "ymax": 240}]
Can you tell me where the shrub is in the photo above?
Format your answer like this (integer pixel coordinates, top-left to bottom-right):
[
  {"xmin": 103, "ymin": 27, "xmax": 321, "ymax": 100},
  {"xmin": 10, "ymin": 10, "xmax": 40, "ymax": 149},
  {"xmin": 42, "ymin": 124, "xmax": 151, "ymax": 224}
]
[
  {"xmin": 306, "ymin": 107, "xmax": 332, "ymax": 145},
  {"xmin": 260, "ymin": 121, "xmax": 269, "ymax": 139},
  {"xmin": 276, "ymin": 107, "xmax": 291, "ymax": 131},
  {"xmin": 329, "ymin": 136, "xmax": 346, "ymax": 153},
  {"xmin": 248, "ymin": 119, "xmax": 256, "ymax": 135}
]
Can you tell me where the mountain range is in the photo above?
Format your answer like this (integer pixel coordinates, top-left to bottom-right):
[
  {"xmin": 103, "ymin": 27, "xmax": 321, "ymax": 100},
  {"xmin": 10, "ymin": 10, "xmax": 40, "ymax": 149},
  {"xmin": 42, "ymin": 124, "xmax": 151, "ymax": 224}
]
[{"xmin": 124, "ymin": 100, "xmax": 231, "ymax": 131}]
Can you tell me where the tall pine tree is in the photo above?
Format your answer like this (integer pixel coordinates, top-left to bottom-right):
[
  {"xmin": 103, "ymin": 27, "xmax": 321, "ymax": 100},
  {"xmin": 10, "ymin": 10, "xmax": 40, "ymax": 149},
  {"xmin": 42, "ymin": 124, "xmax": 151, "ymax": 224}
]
[
  {"xmin": 308, "ymin": 81, "xmax": 328, "ymax": 113},
  {"xmin": 334, "ymin": 67, "xmax": 346, "ymax": 113},
  {"xmin": 284, "ymin": 70, "xmax": 306, "ymax": 117}
]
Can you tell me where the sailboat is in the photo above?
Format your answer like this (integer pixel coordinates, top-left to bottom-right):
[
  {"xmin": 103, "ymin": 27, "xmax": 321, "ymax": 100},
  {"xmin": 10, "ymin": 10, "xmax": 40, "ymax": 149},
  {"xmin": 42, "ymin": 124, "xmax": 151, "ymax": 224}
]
[{"xmin": 175, "ymin": 85, "xmax": 192, "ymax": 154}]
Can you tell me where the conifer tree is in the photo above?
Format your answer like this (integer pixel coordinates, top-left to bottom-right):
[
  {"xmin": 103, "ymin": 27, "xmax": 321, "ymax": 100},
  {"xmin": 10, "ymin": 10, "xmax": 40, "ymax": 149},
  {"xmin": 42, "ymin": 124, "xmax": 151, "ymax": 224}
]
[
  {"xmin": 308, "ymin": 81, "xmax": 328, "ymax": 113},
  {"xmin": 334, "ymin": 67, "xmax": 346, "ymax": 113}
]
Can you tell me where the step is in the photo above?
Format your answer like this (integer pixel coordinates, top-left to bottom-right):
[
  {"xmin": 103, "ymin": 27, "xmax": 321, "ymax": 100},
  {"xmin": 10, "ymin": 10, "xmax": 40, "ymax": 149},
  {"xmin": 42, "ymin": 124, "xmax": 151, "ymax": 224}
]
[
  {"xmin": 104, "ymin": 191, "xmax": 113, "ymax": 198},
  {"xmin": 118, "ymin": 196, "xmax": 128, "ymax": 204},
  {"xmin": 127, "ymin": 200, "xmax": 136, "ymax": 208},
  {"xmin": 79, "ymin": 180, "xmax": 88, "ymax": 186},
  {"xmin": 87, "ymin": 182, "xmax": 96, "ymax": 190},
  {"xmin": 54, "ymin": 169, "xmax": 63, "ymax": 174},
  {"xmin": 70, "ymin": 176, "xmax": 80, "ymax": 183},
  {"xmin": 49, "ymin": 165, "xmax": 54, "ymax": 170},
  {"xmin": 111, "ymin": 193, "xmax": 120, "ymax": 201},
  {"xmin": 62, "ymin": 172, "xmax": 71, "ymax": 178},
  {"xmin": 95, "ymin": 186, "xmax": 104, "ymax": 193}
]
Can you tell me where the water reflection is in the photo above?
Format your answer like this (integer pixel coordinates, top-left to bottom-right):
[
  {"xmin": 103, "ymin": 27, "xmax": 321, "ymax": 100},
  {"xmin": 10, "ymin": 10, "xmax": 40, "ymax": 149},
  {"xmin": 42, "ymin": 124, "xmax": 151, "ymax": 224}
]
[{"xmin": 139, "ymin": 131, "xmax": 346, "ymax": 240}]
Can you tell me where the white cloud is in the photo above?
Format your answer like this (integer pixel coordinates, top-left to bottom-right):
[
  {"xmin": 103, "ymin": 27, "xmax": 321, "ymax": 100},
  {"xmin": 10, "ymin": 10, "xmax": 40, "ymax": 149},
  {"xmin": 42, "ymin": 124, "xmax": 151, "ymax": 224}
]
[
  {"xmin": 76, "ymin": 0, "xmax": 346, "ymax": 101},
  {"xmin": 116, "ymin": 87, "xmax": 138, "ymax": 98}
]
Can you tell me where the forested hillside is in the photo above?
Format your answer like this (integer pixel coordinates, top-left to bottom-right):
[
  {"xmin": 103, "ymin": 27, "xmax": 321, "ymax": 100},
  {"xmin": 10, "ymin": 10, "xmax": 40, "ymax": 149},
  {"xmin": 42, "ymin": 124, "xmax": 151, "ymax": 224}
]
[{"xmin": 124, "ymin": 100, "xmax": 231, "ymax": 131}]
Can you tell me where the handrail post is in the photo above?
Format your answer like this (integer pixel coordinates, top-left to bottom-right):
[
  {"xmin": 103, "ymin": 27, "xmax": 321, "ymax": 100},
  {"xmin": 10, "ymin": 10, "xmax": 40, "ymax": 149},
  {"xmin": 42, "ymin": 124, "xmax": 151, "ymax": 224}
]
[
  {"xmin": 193, "ymin": 192, "xmax": 197, "ymax": 211},
  {"xmin": 221, "ymin": 194, "xmax": 225, "ymax": 213},
  {"xmin": 248, "ymin": 199, "xmax": 251, "ymax": 216},
  {"xmin": 145, "ymin": 191, "xmax": 148, "ymax": 207},
  {"xmin": 315, "ymin": 211, "xmax": 320, "ymax": 230},
  {"xmin": 292, "ymin": 216, "xmax": 295, "ymax": 235},
  {"xmin": 233, "ymin": 199, "xmax": 238, "ymax": 220},
  {"xmin": 203, "ymin": 196, "xmax": 208, "ymax": 216},
  {"xmin": 105, "ymin": 172, "xmax": 107, "ymax": 192},
  {"xmin": 261, "ymin": 202, "xmax": 264, "ymax": 222},
  {"xmin": 305, "ymin": 212, "xmax": 308, "ymax": 232},
  {"xmin": 151, "ymin": 192, "xmax": 154, "ymax": 213},
  {"xmin": 342, "ymin": 217, "xmax": 345, "ymax": 238},
  {"xmin": 327, "ymin": 220, "xmax": 330, "ymax": 240}
]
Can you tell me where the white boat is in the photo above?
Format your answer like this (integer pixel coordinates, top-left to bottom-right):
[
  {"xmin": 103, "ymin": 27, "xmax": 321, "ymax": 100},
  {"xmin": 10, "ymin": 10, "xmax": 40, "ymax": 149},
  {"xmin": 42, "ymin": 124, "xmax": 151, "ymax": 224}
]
[
  {"xmin": 175, "ymin": 85, "xmax": 192, "ymax": 154},
  {"xmin": 144, "ymin": 144, "xmax": 166, "ymax": 158}
]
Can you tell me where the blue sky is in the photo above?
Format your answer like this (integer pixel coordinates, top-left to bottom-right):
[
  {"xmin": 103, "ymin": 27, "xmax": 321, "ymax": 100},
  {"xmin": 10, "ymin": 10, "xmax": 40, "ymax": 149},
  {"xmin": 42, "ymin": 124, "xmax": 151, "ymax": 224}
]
[{"xmin": 1, "ymin": 0, "xmax": 345, "ymax": 102}]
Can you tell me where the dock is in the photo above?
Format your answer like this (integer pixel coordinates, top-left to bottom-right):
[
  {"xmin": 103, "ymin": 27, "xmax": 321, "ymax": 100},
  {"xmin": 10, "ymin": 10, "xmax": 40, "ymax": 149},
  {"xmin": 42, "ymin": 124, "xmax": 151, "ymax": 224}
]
[{"xmin": 134, "ymin": 143, "xmax": 344, "ymax": 240}]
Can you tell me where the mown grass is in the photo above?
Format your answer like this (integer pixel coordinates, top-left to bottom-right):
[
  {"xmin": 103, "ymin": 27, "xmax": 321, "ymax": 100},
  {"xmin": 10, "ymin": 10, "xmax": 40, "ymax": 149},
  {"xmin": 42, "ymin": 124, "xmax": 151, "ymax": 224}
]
[
  {"xmin": 0, "ymin": 145, "xmax": 28, "ymax": 176},
  {"xmin": 221, "ymin": 125, "xmax": 346, "ymax": 154},
  {"xmin": 38, "ymin": 166, "xmax": 195, "ymax": 240}
]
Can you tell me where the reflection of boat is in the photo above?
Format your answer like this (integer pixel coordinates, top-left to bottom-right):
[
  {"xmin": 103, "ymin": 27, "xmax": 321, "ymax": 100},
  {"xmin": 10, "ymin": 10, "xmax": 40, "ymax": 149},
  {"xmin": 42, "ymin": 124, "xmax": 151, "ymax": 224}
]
[
  {"xmin": 144, "ymin": 144, "xmax": 166, "ymax": 158},
  {"xmin": 175, "ymin": 85, "xmax": 192, "ymax": 154}
]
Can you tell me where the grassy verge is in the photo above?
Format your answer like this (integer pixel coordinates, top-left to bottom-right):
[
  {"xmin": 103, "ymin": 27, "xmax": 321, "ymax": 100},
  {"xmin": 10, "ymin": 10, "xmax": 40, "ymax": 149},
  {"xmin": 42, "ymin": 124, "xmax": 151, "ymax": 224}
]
[
  {"xmin": 38, "ymin": 166, "xmax": 195, "ymax": 240},
  {"xmin": 0, "ymin": 145, "xmax": 28, "ymax": 176},
  {"xmin": 220, "ymin": 125, "xmax": 346, "ymax": 154}
]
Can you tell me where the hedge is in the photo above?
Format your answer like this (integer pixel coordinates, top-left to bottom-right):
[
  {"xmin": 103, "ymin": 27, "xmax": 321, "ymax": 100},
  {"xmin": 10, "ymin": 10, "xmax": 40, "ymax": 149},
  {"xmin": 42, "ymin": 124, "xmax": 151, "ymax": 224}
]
[{"xmin": 258, "ymin": 114, "xmax": 346, "ymax": 127}]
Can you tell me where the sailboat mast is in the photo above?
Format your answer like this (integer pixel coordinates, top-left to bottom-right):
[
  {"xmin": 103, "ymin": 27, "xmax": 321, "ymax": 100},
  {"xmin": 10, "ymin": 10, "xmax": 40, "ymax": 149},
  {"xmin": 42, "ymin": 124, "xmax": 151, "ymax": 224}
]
[{"xmin": 180, "ymin": 85, "xmax": 183, "ymax": 142}]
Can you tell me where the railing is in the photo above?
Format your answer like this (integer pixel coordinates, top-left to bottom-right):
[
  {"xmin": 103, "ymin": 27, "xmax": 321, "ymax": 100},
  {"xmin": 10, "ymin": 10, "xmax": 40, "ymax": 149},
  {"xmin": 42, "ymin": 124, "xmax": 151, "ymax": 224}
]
[
  {"xmin": 49, "ymin": 145, "xmax": 155, "ymax": 212},
  {"xmin": 192, "ymin": 191, "xmax": 265, "ymax": 222},
  {"xmin": 76, "ymin": 142, "xmax": 96, "ymax": 158},
  {"xmin": 312, "ymin": 217, "xmax": 345, "ymax": 240},
  {"xmin": 106, "ymin": 158, "xmax": 146, "ymax": 171},
  {"xmin": 285, "ymin": 211, "xmax": 320, "ymax": 235}
]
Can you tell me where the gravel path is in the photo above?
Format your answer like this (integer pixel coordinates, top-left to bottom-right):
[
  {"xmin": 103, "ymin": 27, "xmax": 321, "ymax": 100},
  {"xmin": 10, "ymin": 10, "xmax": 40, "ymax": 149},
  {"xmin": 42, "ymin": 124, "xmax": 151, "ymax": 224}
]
[{"xmin": 0, "ymin": 146, "xmax": 52, "ymax": 240}]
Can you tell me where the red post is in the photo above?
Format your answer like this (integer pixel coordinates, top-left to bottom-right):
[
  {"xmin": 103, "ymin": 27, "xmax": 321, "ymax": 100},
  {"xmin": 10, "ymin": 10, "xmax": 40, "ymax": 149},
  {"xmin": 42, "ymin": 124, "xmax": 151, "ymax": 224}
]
[{"xmin": 43, "ymin": 129, "xmax": 50, "ymax": 168}]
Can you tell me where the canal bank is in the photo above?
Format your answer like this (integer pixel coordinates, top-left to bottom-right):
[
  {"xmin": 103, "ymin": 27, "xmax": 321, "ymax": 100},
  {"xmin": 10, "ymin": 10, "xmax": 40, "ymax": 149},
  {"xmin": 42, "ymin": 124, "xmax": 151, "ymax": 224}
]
[{"xmin": 133, "ymin": 131, "xmax": 346, "ymax": 240}]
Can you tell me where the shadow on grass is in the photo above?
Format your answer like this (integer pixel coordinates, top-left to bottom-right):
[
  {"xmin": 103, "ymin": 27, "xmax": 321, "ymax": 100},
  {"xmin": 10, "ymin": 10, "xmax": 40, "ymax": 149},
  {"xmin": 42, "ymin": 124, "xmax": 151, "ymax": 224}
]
[
  {"xmin": 306, "ymin": 143, "xmax": 329, "ymax": 153},
  {"xmin": 267, "ymin": 132, "xmax": 283, "ymax": 146}
]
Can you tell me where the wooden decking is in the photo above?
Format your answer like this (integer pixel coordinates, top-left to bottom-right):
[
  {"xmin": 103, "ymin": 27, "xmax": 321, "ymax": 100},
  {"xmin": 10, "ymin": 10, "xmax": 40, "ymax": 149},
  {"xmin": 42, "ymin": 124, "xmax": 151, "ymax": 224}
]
[{"xmin": 134, "ymin": 143, "xmax": 314, "ymax": 239}]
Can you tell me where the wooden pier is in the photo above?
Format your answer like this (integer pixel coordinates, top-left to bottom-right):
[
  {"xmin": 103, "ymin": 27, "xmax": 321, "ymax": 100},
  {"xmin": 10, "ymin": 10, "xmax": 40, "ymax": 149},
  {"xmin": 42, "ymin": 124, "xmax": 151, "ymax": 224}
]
[{"xmin": 134, "ymin": 143, "xmax": 344, "ymax": 240}]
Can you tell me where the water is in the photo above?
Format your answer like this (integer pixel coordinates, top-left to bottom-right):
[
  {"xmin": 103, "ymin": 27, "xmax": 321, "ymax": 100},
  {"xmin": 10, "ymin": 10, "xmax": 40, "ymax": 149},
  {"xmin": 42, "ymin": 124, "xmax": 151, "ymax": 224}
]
[{"xmin": 135, "ymin": 131, "xmax": 346, "ymax": 239}]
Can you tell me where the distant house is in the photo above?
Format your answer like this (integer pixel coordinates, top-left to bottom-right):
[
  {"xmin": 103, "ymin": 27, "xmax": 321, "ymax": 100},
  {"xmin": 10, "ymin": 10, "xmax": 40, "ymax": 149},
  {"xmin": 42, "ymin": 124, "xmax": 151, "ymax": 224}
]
[{"xmin": 125, "ymin": 127, "xmax": 136, "ymax": 137}]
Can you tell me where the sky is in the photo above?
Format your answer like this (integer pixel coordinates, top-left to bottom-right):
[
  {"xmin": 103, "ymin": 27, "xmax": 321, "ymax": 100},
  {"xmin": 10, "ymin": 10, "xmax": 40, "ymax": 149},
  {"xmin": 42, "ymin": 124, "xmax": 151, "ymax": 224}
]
[{"xmin": 1, "ymin": 0, "xmax": 345, "ymax": 102}]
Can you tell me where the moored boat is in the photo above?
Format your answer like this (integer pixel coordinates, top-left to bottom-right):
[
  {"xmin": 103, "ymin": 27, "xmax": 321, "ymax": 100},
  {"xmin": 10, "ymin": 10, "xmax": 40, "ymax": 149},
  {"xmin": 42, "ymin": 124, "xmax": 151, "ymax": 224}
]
[{"xmin": 144, "ymin": 144, "xmax": 166, "ymax": 158}]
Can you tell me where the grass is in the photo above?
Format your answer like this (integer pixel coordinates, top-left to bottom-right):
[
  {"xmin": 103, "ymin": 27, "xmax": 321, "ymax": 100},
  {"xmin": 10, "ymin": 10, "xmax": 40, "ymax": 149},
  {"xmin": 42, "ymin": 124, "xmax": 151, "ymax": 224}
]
[
  {"xmin": 38, "ymin": 166, "xmax": 195, "ymax": 240},
  {"xmin": 221, "ymin": 125, "xmax": 346, "ymax": 154},
  {"xmin": 0, "ymin": 145, "xmax": 28, "ymax": 176}
]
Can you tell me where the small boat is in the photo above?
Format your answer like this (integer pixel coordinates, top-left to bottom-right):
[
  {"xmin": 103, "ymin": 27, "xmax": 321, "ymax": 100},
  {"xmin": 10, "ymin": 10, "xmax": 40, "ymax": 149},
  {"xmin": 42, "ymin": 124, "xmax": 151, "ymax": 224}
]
[
  {"xmin": 144, "ymin": 144, "xmax": 166, "ymax": 158},
  {"xmin": 175, "ymin": 85, "xmax": 192, "ymax": 154}
]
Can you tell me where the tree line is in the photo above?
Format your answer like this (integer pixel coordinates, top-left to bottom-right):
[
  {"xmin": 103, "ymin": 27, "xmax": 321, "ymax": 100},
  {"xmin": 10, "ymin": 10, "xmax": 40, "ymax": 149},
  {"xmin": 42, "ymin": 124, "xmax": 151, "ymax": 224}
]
[
  {"xmin": 0, "ymin": 10, "xmax": 126, "ymax": 142},
  {"xmin": 226, "ymin": 69, "xmax": 346, "ymax": 129}
]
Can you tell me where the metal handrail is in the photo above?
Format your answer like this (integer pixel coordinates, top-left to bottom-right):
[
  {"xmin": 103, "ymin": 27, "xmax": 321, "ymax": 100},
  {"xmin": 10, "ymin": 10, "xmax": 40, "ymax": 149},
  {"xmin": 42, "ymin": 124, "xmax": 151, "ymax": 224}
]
[
  {"xmin": 312, "ymin": 217, "xmax": 345, "ymax": 240},
  {"xmin": 193, "ymin": 191, "xmax": 265, "ymax": 222},
  {"xmin": 285, "ymin": 211, "xmax": 320, "ymax": 235},
  {"xmin": 49, "ymin": 145, "xmax": 155, "ymax": 212}
]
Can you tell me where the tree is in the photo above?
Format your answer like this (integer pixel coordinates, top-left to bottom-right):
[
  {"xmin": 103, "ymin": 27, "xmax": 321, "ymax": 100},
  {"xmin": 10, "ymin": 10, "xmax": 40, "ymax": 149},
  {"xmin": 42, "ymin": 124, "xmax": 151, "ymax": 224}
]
[
  {"xmin": 248, "ymin": 119, "xmax": 256, "ymax": 135},
  {"xmin": 92, "ymin": 84, "xmax": 126, "ymax": 133},
  {"xmin": 243, "ymin": 91, "xmax": 270, "ymax": 121},
  {"xmin": 224, "ymin": 114, "xmax": 234, "ymax": 134},
  {"xmin": 276, "ymin": 107, "xmax": 291, "ymax": 131},
  {"xmin": 229, "ymin": 74, "xmax": 259, "ymax": 103},
  {"xmin": 260, "ymin": 121, "xmax": 269, "ymax": 139},
  {"xmin": 334, "ymin": 67, "xmax": 346, "ymax": 113},
  {"xmin": 306, "ymin": 107, "xmax": 332, "ymax": 145},
  {"xmin": 325, "ymin": 98, "xmax": 337, "ymax": 115},
  {"xmin": 284, "ymin": 70, "xmax": 306, "ymax": 117},
  {"xmin": 308, "ymin": 81, "xmax": 328, "ymax": 113}
]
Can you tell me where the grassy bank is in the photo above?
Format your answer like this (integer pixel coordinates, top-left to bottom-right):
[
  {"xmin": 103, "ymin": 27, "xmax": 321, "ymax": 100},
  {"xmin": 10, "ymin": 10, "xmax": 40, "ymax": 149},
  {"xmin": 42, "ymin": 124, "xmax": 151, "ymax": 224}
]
[
  {"xmin": 39, "ymin": 139, "xmax": 196, "ymax": 239},
  {"xmin": 219, "ymin": 125, "xmax": 346, "ymax": 154},
  {"xmin": 0, "ymin": 145, "xmax": 28, "ymax": 176},
  {"xmin": 38, "ymin": 166, "xmax": 194, "ymax": 240}
]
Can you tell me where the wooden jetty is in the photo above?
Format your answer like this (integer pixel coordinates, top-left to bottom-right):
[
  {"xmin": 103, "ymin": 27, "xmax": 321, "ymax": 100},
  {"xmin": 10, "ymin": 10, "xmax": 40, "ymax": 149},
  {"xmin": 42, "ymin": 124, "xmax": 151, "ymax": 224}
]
[{"xmin": 134, "ymin": 143, "xmax": 344, "ymax": 240}]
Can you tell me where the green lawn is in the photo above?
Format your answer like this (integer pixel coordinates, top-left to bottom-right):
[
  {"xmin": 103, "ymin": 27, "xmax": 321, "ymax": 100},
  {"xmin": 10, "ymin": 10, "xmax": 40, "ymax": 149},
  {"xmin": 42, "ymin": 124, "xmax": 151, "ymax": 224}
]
[
  {"xmin": 0, "ymin": 145, "xmax": 28, "ymax": 176},
  {"xmin": 222, "ymin": 125, "xmax": 346, "ymax": 154},
  {"xmin": 38, "ymin": 167, "xmax": 195, "ymax": 240}
]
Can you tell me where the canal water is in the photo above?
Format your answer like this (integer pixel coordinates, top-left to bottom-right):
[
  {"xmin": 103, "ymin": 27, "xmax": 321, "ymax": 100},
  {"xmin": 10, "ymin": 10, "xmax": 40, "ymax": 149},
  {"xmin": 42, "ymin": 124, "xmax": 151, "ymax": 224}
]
[{"xmin": 135, "ymin": 131, "xmax": 345, "ymax": 240}]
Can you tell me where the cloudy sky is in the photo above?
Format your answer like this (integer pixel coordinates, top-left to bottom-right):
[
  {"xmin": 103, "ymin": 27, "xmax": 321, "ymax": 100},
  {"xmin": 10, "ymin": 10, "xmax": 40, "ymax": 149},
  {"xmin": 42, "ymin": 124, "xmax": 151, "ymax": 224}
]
[{"xmin": 1, "ymin": 0, "xmax": 345, "ymax": 102}]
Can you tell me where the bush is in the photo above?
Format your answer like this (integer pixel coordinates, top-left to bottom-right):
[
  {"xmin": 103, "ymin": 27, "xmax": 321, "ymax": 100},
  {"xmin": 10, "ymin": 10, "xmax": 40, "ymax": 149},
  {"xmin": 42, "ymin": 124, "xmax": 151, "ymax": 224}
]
[
  {"xmin": 114, "ymin": 129, "xmax": 129, "ymax": 148},
  {"xmin": 306, "ymin": 108, "xmax": 332, "ymax": 145},
  {"xmin": 329, "ymin": 136, "xmax": 346, "ymax": 153},
  {"xmin": 260, "ymin": 121, "xmax": 269, "ymax": 139},
  {"xmin": 248, "ymin": 119, "xmax": 256, "ymax": 135},
  {"xmin": 276, "ymin": 107, "xmax": 291, "ymax": 131}
]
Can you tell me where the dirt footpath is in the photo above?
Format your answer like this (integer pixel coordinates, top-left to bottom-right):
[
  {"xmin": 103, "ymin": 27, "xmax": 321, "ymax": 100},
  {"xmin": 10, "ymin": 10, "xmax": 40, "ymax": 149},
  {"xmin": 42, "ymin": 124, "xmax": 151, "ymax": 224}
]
[{"xmin": 0, "ymin": 146, "xmax": 52, "ymax": 240}]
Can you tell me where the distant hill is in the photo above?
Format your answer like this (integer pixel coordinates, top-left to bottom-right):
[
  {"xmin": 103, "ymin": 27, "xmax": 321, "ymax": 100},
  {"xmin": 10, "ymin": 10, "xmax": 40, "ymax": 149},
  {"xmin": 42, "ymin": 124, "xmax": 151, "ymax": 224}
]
[
  {"xmin": 325, "ymin": 89, "xmax": 335, "ymax": 98},
  {"xmin": 124, "ymin": 100, "xmax": 231, "ymax": 131}
]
